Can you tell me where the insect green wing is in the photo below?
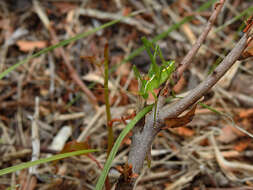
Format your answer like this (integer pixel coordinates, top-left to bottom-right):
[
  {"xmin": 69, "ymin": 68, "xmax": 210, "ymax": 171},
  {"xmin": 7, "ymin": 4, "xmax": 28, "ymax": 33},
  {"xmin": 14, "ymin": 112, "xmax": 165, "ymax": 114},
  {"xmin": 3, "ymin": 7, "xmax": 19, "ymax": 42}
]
[
  {"xmin": 159, "ymin": 60, "xmax": 175, "ymax": 86},
  {"xmin": 133, "ymin": 61, "xmax": 175, "ymax": 100},
  {"xmin": 134, "ymin": 37, "xmax": 175, "ymax": 100},
  {"xmin": 143, "ymin": 61, "xmax": 175, "ymax": 97}
]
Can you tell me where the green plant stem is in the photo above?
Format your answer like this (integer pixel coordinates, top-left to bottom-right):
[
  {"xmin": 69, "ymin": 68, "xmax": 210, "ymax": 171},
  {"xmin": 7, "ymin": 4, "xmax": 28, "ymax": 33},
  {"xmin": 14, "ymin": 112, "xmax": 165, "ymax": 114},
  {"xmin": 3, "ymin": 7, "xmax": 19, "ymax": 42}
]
[
  {"xmin": 95, "ymin": 105, "xmax": 153, "ymax": 190},
  {"xmin": 104, "ymin": 44, "xmax": 114, "ymax": 155}
]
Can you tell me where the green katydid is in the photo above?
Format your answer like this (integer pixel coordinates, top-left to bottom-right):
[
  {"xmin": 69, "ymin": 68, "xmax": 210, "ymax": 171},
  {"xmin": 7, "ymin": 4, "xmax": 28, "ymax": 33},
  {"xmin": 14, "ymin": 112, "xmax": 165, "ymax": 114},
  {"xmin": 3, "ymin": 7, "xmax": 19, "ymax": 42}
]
[
  {"xmin": 133, "ymin": 60, "xmax": 175, "ymax": 100},
  {"xmin": 133, "ymin": 37, "xmax": 175, "ymax": 167},
  {"xmin": 133, "ymin": 37, "xmax": 175, "ymax": 127},
  {"xmin": 133, "ymin": 37, "xmax": 175, "ymax": 100}
]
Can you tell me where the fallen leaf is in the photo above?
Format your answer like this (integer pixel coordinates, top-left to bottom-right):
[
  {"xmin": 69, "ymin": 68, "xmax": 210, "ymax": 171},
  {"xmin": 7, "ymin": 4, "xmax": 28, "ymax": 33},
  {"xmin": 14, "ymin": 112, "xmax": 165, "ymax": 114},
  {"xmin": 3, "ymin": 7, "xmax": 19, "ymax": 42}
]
[
  {"xmin": 122, "ymin": 7, "xmax": 132, "ymax": 16},
  {"xmin": 234, "ymin": 139, "xmax": 251, "ymax": 152},
  {"xmin": 158, "ymin": 132, "xmax": 164, "ymax": 137},
  {"xmin": 218, "ymin": 125, "xmax": 245, "ymax": 143},
  {"xmin": 60, "ymin": 141, "xmax": 89, "ymax": 154},
  {"xmin": 128, "ymin": 78, "xmax": 139, "ymax": 96},
  {"xmin": 52, "ymin": 2, "xmax": 77, "ymax": 13},
  {"xmin": 199, "ymin": 138, "xmax": 209, "ymax": 146},
  {"xmin": 241, "ymin": 38, "xmax": 253, "ymax": 59},
  {"xmin": 162, "ymin": 104, "xmax": 197, "ymax": 129},
  {"xmin": 239, "ymin": 108, "xmax": 253, "ymax": 118},
  {"xmin": 147, "ymin": 88, "xmax": 159, "ymax": 104},
  {"xmin": 16, "ymin": 40, "xmax": 47, "ymax": 52},
  {"xmin": 171, "ymin": 127, "xmax": 194, "ymax": 137},
  {"xmin": 218, "ymin": 60, "xmax": 240, "ymax": 88},
  {"xmin": 121, "ymin": 131, "xmax": 132, "ymax": 146},
  {"xmin": 57, "ymin": 140, "xmax": 102, "ymax": 169},
  {"xmin": 51, "ymin": 140, "xmax": 90, "ymax": 165},
  {"xmin": 82, "ymin": 72, "xmax": 116, "ymax": 90},
  {"xmin": 244, "ymin": 43, "xmax": 253, "ymax": 56},
  {"xmin": 115, "ymin": 61, "xmax": 130, "ymax": 76},
  {"xmin": 116, "ymin": 163, "xmax": 139, "ymax": 182}
]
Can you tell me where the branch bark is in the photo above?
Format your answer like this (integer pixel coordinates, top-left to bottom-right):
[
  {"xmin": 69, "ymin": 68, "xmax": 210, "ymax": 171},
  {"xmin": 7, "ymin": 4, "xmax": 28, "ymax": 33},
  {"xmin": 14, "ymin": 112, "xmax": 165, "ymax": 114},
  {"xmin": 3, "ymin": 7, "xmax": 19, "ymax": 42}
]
[
  {"xmin": 159, "ymin": 33, "xmax": 249, "ymax": 120},
  {"xmin": 115, "ymin": 0, "xmax": 252, "ymax": 188},
  {"xmin": 176, "ymin": 0, "xmax": 225, "ymax": 79},
  {"xmin": 127, "ymin": 32, "xmax": 248, "ymax": 177}
]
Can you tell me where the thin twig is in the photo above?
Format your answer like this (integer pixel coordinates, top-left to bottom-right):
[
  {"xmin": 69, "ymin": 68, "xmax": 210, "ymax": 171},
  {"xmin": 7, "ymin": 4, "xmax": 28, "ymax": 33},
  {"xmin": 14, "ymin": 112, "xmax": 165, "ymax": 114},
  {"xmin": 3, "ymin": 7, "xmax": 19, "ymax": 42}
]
[
  {"xmin": 77, "ymin": 8, "xmax": 154, "ymax": 34},
  {"xmin": 210, "ymin": 134, "xmax": 253, "ymax": 181},
  {"xmin": 158, "ymin": 0, "xmax": 226, "ymax": 112},
  {"xmin": 77, "ymin": 107, "xmax": 105, "ymax": 142},
  {"xmin": 159, "ymin": 32, "xmax": 248, "ymax": 120},
  {"xmin": 29, "ymin": 97, "xmax": 40, "ymax": 175},
  {"xmin": 165, "ymin": 0, "xmax": 225, "ymax": 93}
]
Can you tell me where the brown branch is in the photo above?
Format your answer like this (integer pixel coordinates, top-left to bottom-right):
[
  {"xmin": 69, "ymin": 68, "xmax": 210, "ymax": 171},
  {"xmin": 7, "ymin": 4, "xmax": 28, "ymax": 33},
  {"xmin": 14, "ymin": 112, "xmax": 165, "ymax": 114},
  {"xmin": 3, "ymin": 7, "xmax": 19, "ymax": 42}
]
[
  {"xmin": 120, "ymin": 32, "xmax": 249, "ymax": 190},
  {"xmin": 160, "ymin": 33, "xmax": 248, "ymax": 120},
  {"xmin": 176, "ymin": 0, "xmax": 225, "ymax": 79},
  {"xmin": 162, "ymin": 0, "xmax": 225, "ymax": 97},
  {"xmin": 124, "ymin": 33, "xmax": 249, "ymax": 188},
  {"xmin": 158, "ymin": 0, "xmax": 225, "ymax": 117},
  {"xmin": 115, "ymin": 2, "xmax": 252, "ymax": 189}
]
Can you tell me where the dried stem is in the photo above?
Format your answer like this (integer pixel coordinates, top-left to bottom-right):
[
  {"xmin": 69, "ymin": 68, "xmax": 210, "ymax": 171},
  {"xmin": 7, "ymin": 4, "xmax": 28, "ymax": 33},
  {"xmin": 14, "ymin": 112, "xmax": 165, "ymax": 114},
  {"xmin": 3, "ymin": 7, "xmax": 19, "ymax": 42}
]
[
  {"xmin": 104, "ymin": 43, "xmax": 114, "ymax": 155},
  {"xmin": 33, "ymin": 0, "xmax": 99, "ymax": 110},
  {"xmin": 48, "ymin": 28, "xmax": 99, "ymax": 110}
]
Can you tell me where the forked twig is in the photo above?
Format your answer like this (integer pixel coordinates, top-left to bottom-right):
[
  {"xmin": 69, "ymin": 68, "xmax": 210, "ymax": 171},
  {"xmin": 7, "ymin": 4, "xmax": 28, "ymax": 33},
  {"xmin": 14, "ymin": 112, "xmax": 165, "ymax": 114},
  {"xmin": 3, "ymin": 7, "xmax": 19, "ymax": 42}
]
[{"xmin": 115, "ymin": 0, "xmax": 252, "ymax": 189}]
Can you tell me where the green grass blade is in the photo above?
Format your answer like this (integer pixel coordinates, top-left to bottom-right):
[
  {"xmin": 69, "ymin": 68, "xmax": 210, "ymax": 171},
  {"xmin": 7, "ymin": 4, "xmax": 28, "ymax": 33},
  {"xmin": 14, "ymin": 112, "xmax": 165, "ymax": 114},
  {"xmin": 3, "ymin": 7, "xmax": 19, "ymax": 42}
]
[
  {"xmin": 160, "ymin": 61, "xmax": 175, "ymax": 86},
  {"xmin": 121, "ymin": 0, "xmax": 217, "ymax": 66},
  {"xmin": 105, "ymin": 0, "xmax": 216, "ymax": 75},
  {"xmin": 0, "ymin": 12, "xmax": 140, "ymax": 80},
  {"xmin": 133, "ymin": 65, "xmax": 141, "ymax": 80},
  {"xmin": 198, "ymin": 102, "xmax": 222, "ymax": 115},
  {"xmin": 141, "ymin": 37, "xmax": 155, "ymax": 66},
  {"xmin": 198, "ymin": 102, "xmax": 253, "ymax": 138},
  {"xmin": 95, "ymin": 105, "xmax": 153, "ymax": 190},
  {"xmin": 0, "ymin": 149, "xmax": 98, "ymax": 176},
  {"xmin": 215, "ymin": 5, "xmax": 253, "ymax": 33}
]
